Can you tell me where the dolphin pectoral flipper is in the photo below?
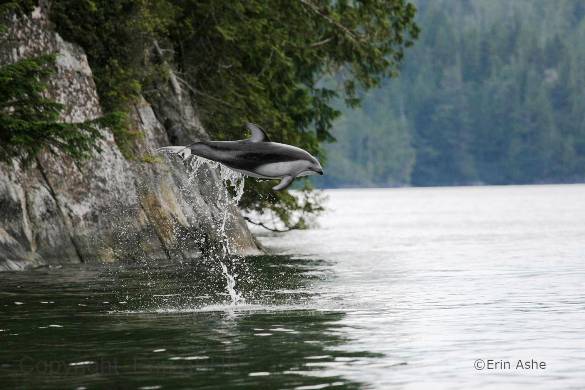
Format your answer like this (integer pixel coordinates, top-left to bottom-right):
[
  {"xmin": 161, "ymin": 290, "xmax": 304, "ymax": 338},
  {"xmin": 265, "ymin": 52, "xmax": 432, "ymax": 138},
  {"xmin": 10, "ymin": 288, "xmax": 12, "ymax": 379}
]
[{"xmin": 272, "ymin": 175, "xmax": 294, "ymax": 191}]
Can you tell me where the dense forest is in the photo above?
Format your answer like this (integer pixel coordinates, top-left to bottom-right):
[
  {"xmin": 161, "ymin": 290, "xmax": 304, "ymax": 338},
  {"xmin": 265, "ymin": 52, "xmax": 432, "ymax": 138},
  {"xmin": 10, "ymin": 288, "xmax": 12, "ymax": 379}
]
[
  {"xmin": 1, "ymin": 0, "xmax": 418, "ymax": 228},
  {"xmin": 324, "ymin": 0, "xmax": 585, "ymax": 187}
]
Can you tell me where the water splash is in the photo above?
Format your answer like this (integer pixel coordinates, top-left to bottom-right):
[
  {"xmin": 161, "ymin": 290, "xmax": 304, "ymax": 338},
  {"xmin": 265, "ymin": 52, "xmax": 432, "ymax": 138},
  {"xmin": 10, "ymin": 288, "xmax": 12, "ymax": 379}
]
[
  {"xmin": 188, "ymin": 156, "xmax": 246, "ymax": 305},
  {"xmin": 220, "ymin": 261, "xmax": 243, "ymax": 304}
]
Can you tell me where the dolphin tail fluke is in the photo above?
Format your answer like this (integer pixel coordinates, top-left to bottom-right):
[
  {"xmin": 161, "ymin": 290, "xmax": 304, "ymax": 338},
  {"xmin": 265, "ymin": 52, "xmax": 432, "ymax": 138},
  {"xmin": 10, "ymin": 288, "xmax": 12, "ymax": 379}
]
[
  {"xmin": 272, "ymin": 175, "xmax": 294, "ymax": 191},
  {"xmin": 156, "ymin": 146, "xmax": 192, "ymax": 160}
]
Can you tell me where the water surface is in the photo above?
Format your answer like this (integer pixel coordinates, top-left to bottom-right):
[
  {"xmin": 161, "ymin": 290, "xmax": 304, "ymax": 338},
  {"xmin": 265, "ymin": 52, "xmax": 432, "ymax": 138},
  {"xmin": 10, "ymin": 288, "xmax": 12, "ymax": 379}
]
[{"xmin": 1, "ymin": 185, "xmax": 584, "ymax": 389}]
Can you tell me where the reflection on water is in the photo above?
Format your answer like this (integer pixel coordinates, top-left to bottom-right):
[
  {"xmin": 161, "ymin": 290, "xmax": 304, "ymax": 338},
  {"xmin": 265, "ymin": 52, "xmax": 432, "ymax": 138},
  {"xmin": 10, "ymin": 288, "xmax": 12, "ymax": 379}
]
[
  {"xmin": 2, "ymin": 185, "xmax": 585, "ymax": 389},
  {"xmin": 0, "ymin": 257, "xmax": 372, "ymax": 389},
  {"xmin": 257, "ymin": 185, "xmax": 585, "ymax": 389}
]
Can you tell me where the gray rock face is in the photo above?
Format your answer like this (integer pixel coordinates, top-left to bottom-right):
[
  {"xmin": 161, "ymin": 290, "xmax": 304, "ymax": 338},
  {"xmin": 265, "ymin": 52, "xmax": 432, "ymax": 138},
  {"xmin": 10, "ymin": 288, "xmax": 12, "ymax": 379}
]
[{"xmin": 0, "ymin": 8, "xmax": 259, "ymax": 271}]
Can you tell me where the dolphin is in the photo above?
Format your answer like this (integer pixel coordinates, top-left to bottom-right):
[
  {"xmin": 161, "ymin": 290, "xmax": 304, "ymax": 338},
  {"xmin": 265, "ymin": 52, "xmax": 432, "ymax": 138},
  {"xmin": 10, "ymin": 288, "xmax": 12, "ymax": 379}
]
[{"xmin": 156, "ymin": 123, "xmax": 323, "ymax": 191}]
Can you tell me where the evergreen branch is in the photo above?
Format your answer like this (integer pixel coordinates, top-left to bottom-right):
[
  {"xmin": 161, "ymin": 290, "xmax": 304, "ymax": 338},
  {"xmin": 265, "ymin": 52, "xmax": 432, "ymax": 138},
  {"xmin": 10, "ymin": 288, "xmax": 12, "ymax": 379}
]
[{"xmin": 298, "ymin": 0, "xmax": 361, "ymax": 44}]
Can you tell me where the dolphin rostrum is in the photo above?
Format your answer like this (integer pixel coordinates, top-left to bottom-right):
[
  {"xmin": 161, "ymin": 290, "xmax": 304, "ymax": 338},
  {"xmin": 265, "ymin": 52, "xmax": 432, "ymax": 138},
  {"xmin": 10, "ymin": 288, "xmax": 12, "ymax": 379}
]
[{"xmin": 156, "ymin": 123, "xmax": 323, "ymax": 191}]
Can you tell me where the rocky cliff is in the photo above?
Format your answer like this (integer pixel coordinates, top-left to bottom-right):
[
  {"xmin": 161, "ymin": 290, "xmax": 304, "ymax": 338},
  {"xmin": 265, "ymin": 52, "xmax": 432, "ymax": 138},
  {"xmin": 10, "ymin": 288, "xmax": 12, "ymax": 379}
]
[{"xmin": 0, "ymin": 7, "xmax": 260, "ymax": 271}]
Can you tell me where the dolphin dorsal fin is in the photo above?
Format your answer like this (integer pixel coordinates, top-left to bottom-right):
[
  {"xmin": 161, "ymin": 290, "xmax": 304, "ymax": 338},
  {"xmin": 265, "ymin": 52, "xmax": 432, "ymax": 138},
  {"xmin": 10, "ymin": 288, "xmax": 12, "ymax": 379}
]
[{"xmin": 245, "ymin": 123, "xmax": 271, "ymax": 142}]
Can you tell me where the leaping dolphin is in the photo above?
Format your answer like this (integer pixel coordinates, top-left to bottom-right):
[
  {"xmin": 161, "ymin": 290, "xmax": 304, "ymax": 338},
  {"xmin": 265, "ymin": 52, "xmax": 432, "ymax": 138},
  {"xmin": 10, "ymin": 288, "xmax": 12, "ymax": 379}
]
[{"xmin": 156, "ymin": 123, "xmax": 323, "ymax": 191}]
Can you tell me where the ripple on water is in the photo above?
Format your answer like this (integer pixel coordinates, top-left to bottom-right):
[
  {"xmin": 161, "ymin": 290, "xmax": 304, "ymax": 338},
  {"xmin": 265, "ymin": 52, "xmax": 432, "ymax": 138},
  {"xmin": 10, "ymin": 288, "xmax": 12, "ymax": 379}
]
[{"xmin": 112, "ymin": 302, "xmax": 318, "ymax": 314}]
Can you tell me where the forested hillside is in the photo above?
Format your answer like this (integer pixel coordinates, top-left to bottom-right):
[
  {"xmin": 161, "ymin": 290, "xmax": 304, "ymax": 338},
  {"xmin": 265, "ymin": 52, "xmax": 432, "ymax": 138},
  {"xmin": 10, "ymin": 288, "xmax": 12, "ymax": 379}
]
[
  {"xmin": 1, "ymin": 0, "xmax": 418, "ymax": 229},
  {"xmin": 324, "ymin": 0, "xmax": 585, "ymax": 187}
]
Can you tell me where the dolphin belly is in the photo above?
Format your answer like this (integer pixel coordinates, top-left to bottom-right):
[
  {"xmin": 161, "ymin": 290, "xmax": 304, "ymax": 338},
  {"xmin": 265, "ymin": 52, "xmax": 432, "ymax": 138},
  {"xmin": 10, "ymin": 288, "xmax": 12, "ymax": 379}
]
[
  {"xmin": 221, "ymin": 162, "xmax": 299, "ymax": 179},
  {"xmin": 254, "ymin": 161, "xmax": 304, "ymax": 178},
  {"xmin": 225, "ymin": 166, "xmax": 273, "ymax": 179}
]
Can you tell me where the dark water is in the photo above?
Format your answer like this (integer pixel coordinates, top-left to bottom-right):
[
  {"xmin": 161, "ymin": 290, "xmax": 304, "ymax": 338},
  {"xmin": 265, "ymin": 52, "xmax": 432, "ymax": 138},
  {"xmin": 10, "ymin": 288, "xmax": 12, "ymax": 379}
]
[
  {"xmin": 0, "ymin": 257, "xmax": 368, "ymax": 389},
  {"xmin": 2, "ymin": 185, "xmax": 585, "ymax": 389}
]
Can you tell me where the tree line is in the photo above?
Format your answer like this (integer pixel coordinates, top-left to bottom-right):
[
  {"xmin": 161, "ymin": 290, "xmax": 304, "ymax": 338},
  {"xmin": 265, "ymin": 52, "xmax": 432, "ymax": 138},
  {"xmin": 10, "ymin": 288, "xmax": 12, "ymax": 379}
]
[
  {"xmin": 1, "ymin": 0, "xmax": 418, "ymax": 228},
  {"xmin": 324, "ymin": 0, "xmax": 585, "ymax": 187}
]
